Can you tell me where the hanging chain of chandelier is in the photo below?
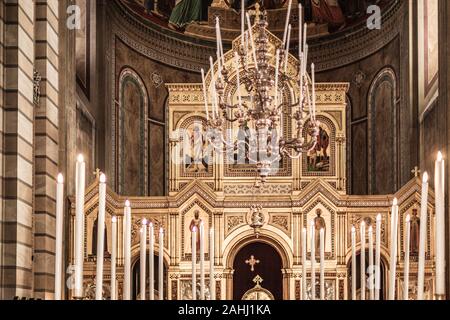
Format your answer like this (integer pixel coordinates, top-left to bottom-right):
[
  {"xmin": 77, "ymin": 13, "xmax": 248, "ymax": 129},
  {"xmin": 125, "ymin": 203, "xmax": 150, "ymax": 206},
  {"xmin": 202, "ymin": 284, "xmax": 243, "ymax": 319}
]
[{"xmin": 200, "ymin": 1, "xmax": 319, "ymax": 184}]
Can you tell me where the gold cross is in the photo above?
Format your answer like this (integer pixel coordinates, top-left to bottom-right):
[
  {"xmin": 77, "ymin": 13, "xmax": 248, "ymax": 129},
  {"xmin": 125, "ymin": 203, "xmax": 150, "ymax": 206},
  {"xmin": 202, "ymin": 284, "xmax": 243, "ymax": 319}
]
[
  {"xmin": 411, "ymin": 166, "xmax": 420, "ymax": 178},
  {"xmin": 245, "ymin": 255, "xmax": 260, "ymax": 272},
  {"xmin": 93, "ymin": 168, "xmax": 101, "ymax": 181},
  {"xmin": 247, "ymin": 2, "xmax": 261, "ymax": 23},
  {"xmin": 253, "ymin": 275, "xmax": 263, "ymax": 287}
]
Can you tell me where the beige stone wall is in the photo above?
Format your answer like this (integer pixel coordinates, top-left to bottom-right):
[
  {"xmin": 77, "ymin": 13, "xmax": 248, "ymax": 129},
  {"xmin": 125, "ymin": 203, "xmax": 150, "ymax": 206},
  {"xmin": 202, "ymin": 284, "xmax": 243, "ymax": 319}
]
[{"xmin": 1, "ymin": 0, "xmax": 36, "ymax": 299}]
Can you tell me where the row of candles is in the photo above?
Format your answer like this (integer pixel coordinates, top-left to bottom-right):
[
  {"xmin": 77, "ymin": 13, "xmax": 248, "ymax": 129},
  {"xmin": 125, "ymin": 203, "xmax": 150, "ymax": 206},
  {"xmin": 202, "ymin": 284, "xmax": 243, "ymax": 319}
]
[{"xmin": 54, "ymin": 151, "xmax": 445, "ymax": 300}]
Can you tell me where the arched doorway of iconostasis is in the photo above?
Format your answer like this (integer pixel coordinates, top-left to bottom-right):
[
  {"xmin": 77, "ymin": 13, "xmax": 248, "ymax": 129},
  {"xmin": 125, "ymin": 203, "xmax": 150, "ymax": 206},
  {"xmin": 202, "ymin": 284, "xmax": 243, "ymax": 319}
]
[
  {"xmin": 232, "ymin": 242, "xmax": 283, "ymax": 300},
  {"xmin": 132, "ymin": 254, "xmax": 168, "ymax": 300}
]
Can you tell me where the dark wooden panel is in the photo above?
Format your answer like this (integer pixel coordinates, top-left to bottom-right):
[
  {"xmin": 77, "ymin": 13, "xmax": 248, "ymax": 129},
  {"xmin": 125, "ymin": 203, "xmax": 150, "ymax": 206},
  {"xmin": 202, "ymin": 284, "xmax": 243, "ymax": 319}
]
[
  {"xmin": 149, "ymin": 123, "xmax": 165, "ymax": 196},
  {"xmin": 422, "ymin": 101, "xmax": 439, "ymax": 186},
  {"xmin": 351, "ymin": 121, "xmax": 368, "ymax": 195}
]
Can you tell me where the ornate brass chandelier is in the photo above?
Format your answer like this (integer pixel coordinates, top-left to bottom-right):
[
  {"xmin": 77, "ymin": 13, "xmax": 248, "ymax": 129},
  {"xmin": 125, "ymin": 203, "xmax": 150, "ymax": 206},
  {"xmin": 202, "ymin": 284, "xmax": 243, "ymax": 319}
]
[{"xmin": 201, "ymin": 2, "xmax": 319, "ymax": 184}]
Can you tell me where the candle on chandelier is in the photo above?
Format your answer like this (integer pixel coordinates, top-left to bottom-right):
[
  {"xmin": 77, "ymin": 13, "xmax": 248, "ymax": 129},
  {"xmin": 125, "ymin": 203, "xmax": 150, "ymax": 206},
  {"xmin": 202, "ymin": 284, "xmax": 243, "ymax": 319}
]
[
  {"xmin": 404, "ymin": 214, "xmax": 411, "ymax": 300},
  {"xmin": 351, "ymin": 226, "xmax": 357, "ymax": 300},
  {"xmin": 140, "ymin": 219, "xmax": 147, "ymax": 300},
  {"xmin": 95, "ymin": 173, "xmax": 107, "ymax": 300},
  {"xmin": 368, "ymin": 225, "xmax": 374, "ymax": 300},
  {"xmin": 123, "ymin": 200, "xmax": 131, "ymax": 300},
  {"xmin": 159, "ymin": 227, "xmax": 164, "ymax": 300},
  {"xmin": 310, "ymin": 220, "xmax": 315, "ymax": 300},
  {"xmin": 192, "ymin": 226, "xmax": 197, "ymax": 300},
  {"xmin": 311, "ymin": 63, "xmax": 317, "ymax": 121},
  {"xmin": 209, "ymin": 228, "xmax": 215, "ymax": 300},
  {"xmin": 303, "ymin": 23, "xmax": 307, "ymax": 64},
  {"xmin": 215, "ymin": 17, "xmax": 224, "ymax": 68},
  {"xmin": 360, "ymin": 221, "xmax": 366, "ymax": 300},
  {"xmin": 417, "ymin": 172, "xmax": 429, "ymax": 300},
  {"xmin": 388, "ymin": 198, "xmax": 399, "ymax": 300},
  {"xmin": 200, "ymin": 222, "xmax": 205, "ymax": 300},
  {"xmin": 282, "ymin": 0, "xmax": 292, "ymax": 47},
  {"xmin": 234, "ymin": 52, "xmax": 243, "ymax": 109},
  {"xmin": 284, "ymin": 24, "xmax": 292, "ymax": 73},
  {"xmin": 303, "ymin": 43, "xmax": 308, "ymax": 76},
  {"xmin": 274, "ymin": 49, "xmax": 280, "ymax": 108},
  {"xmin": 111, "ymin": 216, "xmax": 117, "ymax": 300},
  {"xmin": 241, "ymin": 0, "xmax": 245, "ymax": 40},
  {"xmin": 74, "ymin": 154, "xmax": 85, "ymax": 299},
  {"xmin": 435, "ymin": 151, "xmax": 446, "ymax": 298},
  {"xmin": 319, "ymin": 228, "xmax": 325, "ymax": 300},
  {"xmin": 375, "ymin": 214, "xmax": 381, "ymax": 300},
  {"xmin": 298, "ymin": 3, "xmax": 303, "ymax": 58},
  {"xmin": 246, "ymin": 13, "xmax": 258, "ymax": 70},
  {"xmin": 302, "ymin": 227, "xmax": 307, "ymax": 300},
  {"xmin": 209, "ymin": 56, "xmax": 218, "ymax": 118},
  {"xmin": 54, "ymin": 173, "xmax": 64, "ymax": 300},
  {"xmin": 201, "ymin": 69, "xmax": 209, "ymax": 121},
  {"xmin": 149, "ymin": 222, "xmax": 154, "ymax": 300}
]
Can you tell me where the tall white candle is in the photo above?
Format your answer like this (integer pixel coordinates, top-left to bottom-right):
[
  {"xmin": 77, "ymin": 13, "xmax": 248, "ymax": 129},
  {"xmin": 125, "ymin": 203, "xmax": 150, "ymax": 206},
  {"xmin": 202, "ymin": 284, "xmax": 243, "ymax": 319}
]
[
  {"xmin": 282, "ymin": 0, "xmax": 292, "ymax": 47},
  {"xmin": 284, "ymin": 24, "xmax": 292, "ymax": 73},
  {"xmin": 95, "ymin": 174, "xmax": 107, "ymax": 300},
  {"xmin": 149, "ymin": 222, "xmax": 154, "ymax": 300},
  {"xmin": 404, "ymin": 214, "xmax": 411, "ymax": 300},
  {"xmin": 159, "ymin": 227, "xmax": 164, "ymax": 300},
  {"xmin": 234, "ymin": 52, "xmax": 242, "ymax": 108},
  {"xmin": 360, "ymin": 221, "xmax": 366, "ymax": 300},
  {"xmin": 310, "ymin": 220, "xmax": 315, "ymax": 300},
  {"xmin": 319, "ymin": 228, "xmax": 325, "ymax": 300},
  {"xmin": 302, "ymin": 227, "xmax": 307, "ymax": 300},
  {"xmin": 246, "ymin": 13, "xmax": 258, "ymax": 70},
  {"xmin": 140, "ymin": 219, "xmax": 147, "ymax": 300},
  {"xmin": 209, "ymin": 56, "xmax": 218, "ymax": 118},
  {"xmin": 303, "ymin": 44, "xmax": 308, "ymax": 76},
  {"xmin": 123, "ymin": 200, "xmax": 131, "ymax": 300},
  {"xmin": 200, "ymin": 222, "xmax": 205, "ymax": 300},
  {"xmin": 74, "ymin": 154, "xmax": 85, "ymax": 299},
  {"xmin": 298, "ymin": 4, "xmax": 302, "ymax": 58},
  {"xmin": 274, "ymin": 49, "xmax": 280, "ymax": 108},
  {"xmin": 192, "ymin": 226, "xmax": 197, "ymax": 300},
  {"xmin": 201, "ymin": 69, "xmax": 209, "ymax": 121},
  {"xmin": 111, "ymin": 216, "xmax": 117, "ymax": 300},
  {"xmin": 368, "ymin": 226, "xmax": 374, "ymax": 300},
  {"xmin": 388, "ymin": 198, "xmax": 399, "ymax": 300},
  {"xmin": 375, "ymin": 214, "xmax": 381, "ymax": 300},
  {"xmin": 54, "ymin": 173, "xmax": 64, "ymax": 300},
  {"xmin": 241, "ymin": 0, "xmax": 245, "ymax": 40},
  {"xmin": 417, "ymin": 172, "xmax": 429, "ymax": 300},
  {"xmin": 351, "ymin": 226, "xmax": 357, "ymax": 300},
  {"xmin": 209, "ymin": 228, "xmax": 215, "ymax": 300},
  {"xmin": 311, "ymin": 63, "xmax": 316, "ymax": 121},
  {"xmin": 435, "ymin": 151, "xmax": 446, "ymax": 297}
]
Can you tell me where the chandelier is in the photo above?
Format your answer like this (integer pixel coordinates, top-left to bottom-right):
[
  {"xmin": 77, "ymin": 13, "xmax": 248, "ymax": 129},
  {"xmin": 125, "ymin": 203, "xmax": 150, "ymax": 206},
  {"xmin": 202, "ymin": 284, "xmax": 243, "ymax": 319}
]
[{"xmin": 201, "ymin": 1, "xmax": 319, "ymax": 184}]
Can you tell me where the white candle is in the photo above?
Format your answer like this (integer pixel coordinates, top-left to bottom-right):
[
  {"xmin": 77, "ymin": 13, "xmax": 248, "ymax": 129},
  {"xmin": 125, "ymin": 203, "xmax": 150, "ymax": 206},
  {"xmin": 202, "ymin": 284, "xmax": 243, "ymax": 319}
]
[
  {"xmin": 302, "ymin": 227, "xmax": 307, "ymax": 300},
  {"xmin": 274, "ymin": 49, "xmax": 280, "ymax": 108},
  {"xmin": 282, "ymin": 0, "xmax": 292, "ymax": 47},
  {"xmin": 417, "ymin": 172, "xmax": 429, "ymax": 300},
  {"xmin": 404, "ymin": 214, "xmax": 411, "ymax": 300},
  {"xmin": 241, "ymin": 0, "xmax": 245, "ymax": 40},
  {"xmin": 351, "ymin": 226, "xmax": 357, "ymax": 300},
  {"xmin": 375, "ymin": 214, "xmax": 381, "ymax": 300},
  {"xmin": 111, "ymin": 216, "xmax": 117, "ymax": 300},
  {"xmin": 368, "ymin": 226, "xmax": 374, "ymax": 300},
  {"xmin": 298, "ymin": 4, "xmax": 303, "ymax": 58},
  {"xmin": 246, "ymin": 13, "xmax": 258, "ymax": 70},
  {"xmin": 311, "ymin": 63, "xmax": 316, "ymax": 121},
  {"xmin": 123, "ymin": 200, "xmax": 131, "ymax": 300},
  {"xmin": 284, "ymin": 24, "xmax": 292, "ymax": 73},
  {"xmin": 319, "ymin": 228, "xmax": 325, "ymax": 300},
  {"xmin": 159, "ymin": 227, "xmax": 164, "ymax": 300},
  {"xmin": 74, "ymin": 154, "xmax": 85, "ymax": 298},
  {"xmin": 360, "ymin": 221, "xmax": 366, "ymax": 300},
  {"xmin": 95, "ymin": 174, "xmax": 107, "ymax": 300},
  {"xmin": 201, "ymin": 69, "xmax": 209, "ymax": 121},
  {"xmin": 192, "ymin": 226, "xmax": 197, "ymax": 300},
  {"xmin": 299, "ymin": 52, "xmax": 303, "ymax": 108},
  {"xmin": 200, "ymin": 222, "xmax": 205, "ymax": 300},
  {"xmin": 435, "ymin": 152, "xmax": 446, "ymax": 297},
  {"xmin": 149, "ymin": 222, "xmax": 154, "ymax": 300},
  {"xmin": 54, "ymin": 173, "xmax": 64, "ymax": 300},
  {"xmin": 234, "ymin": 52, "xmax": 242, "ymax": 108},
  {"xmin": 215, "ymin": 17, "xmax": 224, "ymax": 68},
  {"xmin": 388, "ymin": 198, "xmax": 399, "ymax": 300},
  {"xmin": 303, "ymin": 23, "xmax": 307, "ymax": 61},
  {"xmin": 310, "ymin": 220, "xmax": 315, "ymax": 300},
  {"xmin": 303, "ymin": 44, "xmax": 308, "ymax": 76},
  {"xmin": 140, "ymin": 219, "xmax": 147, "ymax": 300},
  {"xmin": 209, "ymin": 228, "xmax": 215, "ymax": 300},
  {"xmin": 209, "ymin": 56, "xmax": 218, "ymax": 118}
]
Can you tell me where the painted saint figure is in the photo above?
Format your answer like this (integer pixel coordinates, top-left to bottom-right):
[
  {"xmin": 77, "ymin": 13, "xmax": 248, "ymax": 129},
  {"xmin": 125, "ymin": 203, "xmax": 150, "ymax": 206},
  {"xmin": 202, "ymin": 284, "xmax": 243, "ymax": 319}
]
[
  {"xmin": 189, "ymin": 210, "xmax": 203, "ymax": 251},
  {"xmin": 409, "ymin": 209, "xmax": 420, "ymax": 255},
  {"xmin": 314, "ymin": 209, "xmax": 326, "ymax": 259},
  {"xmin": 311, "ymin": 0, "xmax": 345, "ymax": 29}
]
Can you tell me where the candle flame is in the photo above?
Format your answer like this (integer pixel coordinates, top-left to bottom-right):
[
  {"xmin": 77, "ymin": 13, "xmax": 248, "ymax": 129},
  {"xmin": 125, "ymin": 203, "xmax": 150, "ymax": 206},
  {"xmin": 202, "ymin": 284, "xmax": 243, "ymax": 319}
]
[
  {"xmin": 99, "ymin": 173, "xmax": 106, "ymax": 183},
  {"xmin": 57, "ymin": 173, "xmax": 64, "ymax": 184},
  {"xmin": 423, "ymin": 172, "xmax": 429, "ymax": 183},
  {"xmin": 393, "ymin": 198, "xmax": 398, "ymax": 206},
  {"xmin": 125, "ymin": 200, "xmax": 130, "ymax": 207},
  {"xmin": 437, "ymin": 151, "xmax": 443, "ymax": 161},
  {"xmin": 351, "ymin": 226, "xmax": 356, "ymax": 233},
  {"xmin": 140, "ymin": 227, "xmax": 143, "ymax": 233},
  {"xmin": 360, "ymin": 221, "xmax": 365, "ymax": 227},
  {"xmin": 406, "ymin": 214, "xmax": 411, "ymax": 222},
  {"xmin": 311, "ymin": 62, "xmax": 315, "ymax": 71},
  {"xmin": 142, "ymin": 218, "xmax": 147, "ymax": 225},
  {"xmin": 159, "ymin": 227, "xmax": 164, "ymax": 234},
  {"xmin": 77, "ymin": 154, "xmax": 84, "ymax": 163},
  {"xmin": 112, "ymin": 216, "xmax": 117, "ymax": 223},
  {"xmin": 149, "ymin": 222, "xmax": 153, "ymax": 228},
  {"xmin": 368, "ymin": 226, "xmax": 373, "ymax": 233},
  {"xmin": 192, "ymin": 226, "xmax": 197, "ymax": 233},
  {"xmin": 377, "ymin": 214, "xmax": 382, "ymax": 221}
]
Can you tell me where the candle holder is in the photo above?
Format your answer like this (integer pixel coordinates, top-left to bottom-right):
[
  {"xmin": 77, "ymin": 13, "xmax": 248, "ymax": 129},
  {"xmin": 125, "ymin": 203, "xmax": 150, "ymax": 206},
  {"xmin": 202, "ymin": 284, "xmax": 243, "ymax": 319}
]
[{"xmin": 434, "ymin": 294, "xmax": 446, "ymax": 300}]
